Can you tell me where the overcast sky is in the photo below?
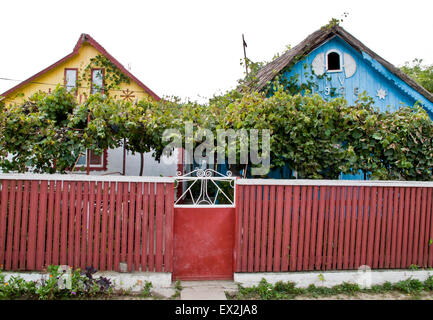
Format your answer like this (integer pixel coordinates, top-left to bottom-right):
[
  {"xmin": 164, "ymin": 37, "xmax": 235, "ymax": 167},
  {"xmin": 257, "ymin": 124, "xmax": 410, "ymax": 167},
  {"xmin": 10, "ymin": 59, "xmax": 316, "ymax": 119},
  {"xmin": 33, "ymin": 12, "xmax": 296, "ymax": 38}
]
[{"xmin": 1, "ymin": 0, "xmax": 432, "ymax": 102}]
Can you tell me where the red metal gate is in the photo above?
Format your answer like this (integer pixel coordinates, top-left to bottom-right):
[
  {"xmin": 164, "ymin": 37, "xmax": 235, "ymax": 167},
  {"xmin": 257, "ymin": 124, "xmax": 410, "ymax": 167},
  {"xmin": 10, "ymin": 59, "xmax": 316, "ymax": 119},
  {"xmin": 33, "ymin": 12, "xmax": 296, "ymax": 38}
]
[{"xmin": 173, "ymin": 207, "xmax": 235, "ymax": 280}]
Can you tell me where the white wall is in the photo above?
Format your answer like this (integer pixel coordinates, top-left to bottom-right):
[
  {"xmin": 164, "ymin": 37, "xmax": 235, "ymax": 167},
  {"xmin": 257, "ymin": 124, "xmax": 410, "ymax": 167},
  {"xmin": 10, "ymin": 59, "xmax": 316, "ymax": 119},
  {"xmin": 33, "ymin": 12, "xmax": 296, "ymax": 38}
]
[{"xmin": 105, "ymin": 147, "xmax": 178, "ymax": 177}]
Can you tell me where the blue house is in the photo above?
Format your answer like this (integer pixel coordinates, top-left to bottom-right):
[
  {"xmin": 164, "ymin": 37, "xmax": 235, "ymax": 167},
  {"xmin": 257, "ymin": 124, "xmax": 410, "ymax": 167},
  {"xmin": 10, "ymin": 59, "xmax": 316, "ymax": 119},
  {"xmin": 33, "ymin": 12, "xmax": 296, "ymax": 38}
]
[{"xmin": 250, "ymin": 24, "xmax": 433, "ymax": 179}]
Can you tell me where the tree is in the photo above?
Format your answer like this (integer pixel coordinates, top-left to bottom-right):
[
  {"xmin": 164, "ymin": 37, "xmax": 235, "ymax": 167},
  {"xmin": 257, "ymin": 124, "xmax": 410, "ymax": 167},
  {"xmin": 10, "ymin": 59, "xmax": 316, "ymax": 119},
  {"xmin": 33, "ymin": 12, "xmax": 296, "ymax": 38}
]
[{"xmin": 400, "ymin": 58, "xmax": 433, "ymax": 94}]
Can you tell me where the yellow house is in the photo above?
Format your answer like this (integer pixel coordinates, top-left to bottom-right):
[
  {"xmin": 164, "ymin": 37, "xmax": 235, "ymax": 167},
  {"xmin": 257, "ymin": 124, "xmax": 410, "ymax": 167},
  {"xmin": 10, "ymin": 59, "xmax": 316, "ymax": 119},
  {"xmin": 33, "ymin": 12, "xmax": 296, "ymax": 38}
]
[
  {"xmin": 1, "ymin": 33, "xmax": 160, "ymax": 105},
  {"xmin": 0, "ymin": 34, "xmax": 179, "ymax": 176}
]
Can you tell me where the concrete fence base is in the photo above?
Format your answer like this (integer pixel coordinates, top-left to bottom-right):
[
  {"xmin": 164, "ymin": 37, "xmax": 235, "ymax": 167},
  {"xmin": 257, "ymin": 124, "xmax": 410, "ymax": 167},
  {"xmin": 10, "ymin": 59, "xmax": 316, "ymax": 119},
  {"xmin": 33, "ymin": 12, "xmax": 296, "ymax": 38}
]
[{"xmin": 234, "ymin": 269, "xmax": 433, "ymax": 289}]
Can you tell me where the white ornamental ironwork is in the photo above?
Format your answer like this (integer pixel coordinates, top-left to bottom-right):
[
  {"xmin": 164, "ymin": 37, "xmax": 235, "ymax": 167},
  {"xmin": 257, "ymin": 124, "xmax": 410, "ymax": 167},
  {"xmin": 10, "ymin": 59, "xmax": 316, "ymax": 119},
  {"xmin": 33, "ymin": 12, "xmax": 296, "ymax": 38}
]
[{"xmin": 174, "ymin": 169, "xmax": 236, "ymax": 207}]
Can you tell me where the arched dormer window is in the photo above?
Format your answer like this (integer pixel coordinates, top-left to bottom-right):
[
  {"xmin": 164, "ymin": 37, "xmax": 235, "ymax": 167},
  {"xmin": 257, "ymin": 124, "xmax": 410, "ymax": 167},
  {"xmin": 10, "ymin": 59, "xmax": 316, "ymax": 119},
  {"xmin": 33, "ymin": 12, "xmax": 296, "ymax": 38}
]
[{"xmin": 326, "ymin": 50, "xmax": 342, "ymax": 72}]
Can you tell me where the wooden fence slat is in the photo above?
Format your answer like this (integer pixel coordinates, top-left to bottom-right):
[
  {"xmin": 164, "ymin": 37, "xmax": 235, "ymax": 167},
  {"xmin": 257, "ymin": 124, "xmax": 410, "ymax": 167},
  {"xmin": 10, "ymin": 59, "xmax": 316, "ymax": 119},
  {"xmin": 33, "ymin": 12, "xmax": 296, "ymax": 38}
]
[
  {"xmin": 281, "ymin": 186, "xmax": 292, "ymax": 272},
  {"xmin": 423, "ymin": 188, "xmax": 432, "ymax": 267},
  {"xmin": 164, "ymin": 182, "xmax": 174, "ymax": 272},
  {"xmin": 289, "ymin": 186, "xmax": 300, "ymax": 271},
  {"xmin": 309, "ymin": 186, "xmax": 319, "ymax": 270},
  {"xmin": 67, "ymin": 182, "xmax": 76, "ymax": 267},
  {"xmin": 337, "ymin": 186, "xmax": 346, "ymax": 270},
  {"xmin": 360, "ymin": 186, "xmax": 370, "ymax": 267},
  {"xmin": 59, "ymin": 181, "xmax": 69, "ymax": 265},
  {"xmin": 26, "ymin": 180, "xmax": 39, "ymax": 270},
  {"xmin": 418, "ymin": 188, "xmax": 428, "ymax": 267},
  {"xmin": 134, "ymin": 183, "xmax": 143, "ymax": 271},
  {"xmin": 107, "ymin": 182, "xmax": 116, "ymax": 271},
  {"xmin": 349, "ymin": 186, "xmax": 358, "ymax": 269},
  {"xmin": 234, "ymin": 184, "xmax": 243, "ymax": 272},
  {"xmin": 260, "ymin": 185, "xmax": 270, "ymax": 272},
  {"xmin": 385, "ymin": 187, "xmax": 395, "ymax": 268},
  {"xmin": 127, "ymin": 182, "xmax": 136, "ymax": 272},
  {"xmin": 332, "ymin": 187, "xmax": 341, "ymax": 270},
  {"xmin": 296, "ymin": 186, "xmax": 307, "ymax": 271},
  {"xmin": 395, "ymin": 187, "xmax": 405, "ymax": 268},
  {"xmin": 247, "ymin": 185, "xmax": 256, "ymax": 272},
  {"xmin": 12, "ymin": 181, "xmax": 23, "ymax": 270},
  {"xmin": 428, "ymin": 188, "xmax": 433, "ymax": 267},
  {"xmin": 326, "ymin": 186, "xmax": 336, "ymax": 270},
  {"xmin": 120, "ymin": 182, "xmax": 129, "ymax": 265},
  {"xmin": 343, "ymin": 186, "xmax": 352, "ymax": 269},
  {"xmin": 114, "ymin": 182, "xmax": 123, "ymax": 271},
  {"xmin": 44, "ymin": 181, "xmax": 55, "ymax": 269},
  {"xmin": 273, "ymin": 185, "xmax": 284, "ymax": 272},
  {"xmin": 241, "ymin": 185, "xmax": 250, "ymax": 272},
  {"xmin": 148, "ymin": 182, "xmax": 155, "ymax": 271},
  {"xmin": 0, "ymin": 180, "xmax": 9, "ymax": 268},
  {"xmin": 87, "ymin": 181, "xmax": 96, "ymax": 267},
  {"xmin": 52, "ymin": 181, "xmax": 62, "ymax": 266},
  {"xmin": 322, "ymin": 186, "xmax": 330, "ymax": 270},
  {"xmin": 155, "ymin": 183, "xmax": 164, "ymax": 272},
  {"xmin": 373, "ymin": 187, "xmax": 383, "ymax": 269},
  {"xmin": 406, "ymin": 188, "xmax": 418, "ymax": 266},
  {"xmin": 412, "ymin": 187, "xmax": 422, "ymax": 267},
  {"xmin": 379, "ymin": 187, "xmax": 389, "ymax": 268},
  {"xmin": 100, "ymin": 182, "xmax": 109, "ymax": 271},
  {"xmin": 267, "ymin": 186, "xmax": 276, "ymax": 271},
  {"xmin": 73, "ymin": 181, "xmax": 83, "ymax": 269},
  {"xmin": 401, "ymin": 188, "xmax": 412, "ymax": 268},
  {"xmin": 253, "ymin": 185, "xmax": 262, "ymax": 272},
  {"xmin": 141, "ymin": 183, "xmax": 149, "ymax": 271},
  {"xmin": 354, "ymin": 186, "xmax": 364, "ymax": 269},
  {"xmin": 303, "ymin": 186, "xmax": 313, "ymax": 270},
  {"xmin": 315, "ymin": 186, "xmax": 327, "ymax": 270},
  {"xmin": 5, "ymin": 180, "xmax": 16, "ymax": 270},
  {"xmin": 92, "ymin": 182, "xmax": 103, "ymax": 269},
  {"xmin": 36, "ymin": 180, "xmax": 48, "ymax": 270},
  {"xmin": 80, "ymin": 182, "xmax": 89, "ymax": 270},
  {"xmin": 366, "ymin": 186, "xmax": 377, "ymax": 267}
]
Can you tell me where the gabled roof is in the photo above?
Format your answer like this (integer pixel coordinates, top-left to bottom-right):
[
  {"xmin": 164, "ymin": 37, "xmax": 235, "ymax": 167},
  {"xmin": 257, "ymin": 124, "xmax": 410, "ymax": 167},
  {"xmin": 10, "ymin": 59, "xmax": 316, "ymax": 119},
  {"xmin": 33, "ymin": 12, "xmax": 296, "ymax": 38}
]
[
  {"xmin": 1, "ymin": 33, "xmax": 160, "ymax": 101},
  {"xmin": 252, "ymin": 25, "xmax": 433, "ymax": 104}
]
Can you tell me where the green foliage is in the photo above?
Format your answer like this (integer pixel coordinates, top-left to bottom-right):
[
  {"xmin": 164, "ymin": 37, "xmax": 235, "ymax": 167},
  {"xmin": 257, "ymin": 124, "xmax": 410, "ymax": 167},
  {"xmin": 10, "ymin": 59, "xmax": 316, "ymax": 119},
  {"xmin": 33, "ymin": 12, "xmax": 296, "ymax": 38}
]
[
  {"xmin": 400, "ymin": 58, "xmax": 433, "ymax": 94},
  {"xmin": 81, "ymin": 54, "xmax": 130, "ymax": 94},
  {"xmin": 141, "ymin": 281, "xmax": 153, "ymax": 298},
  {"xmin": 0, "ymin": 265, "xmax": 113, "ymax": 300},
  {"xmin": 231, "ymin": 276, "xmax": 433, "ymax": 300}
]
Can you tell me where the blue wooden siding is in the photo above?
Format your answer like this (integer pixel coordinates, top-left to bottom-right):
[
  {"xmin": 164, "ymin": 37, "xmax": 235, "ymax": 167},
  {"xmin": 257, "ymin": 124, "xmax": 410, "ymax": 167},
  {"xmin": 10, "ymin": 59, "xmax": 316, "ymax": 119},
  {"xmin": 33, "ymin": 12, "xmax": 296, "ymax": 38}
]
[
  {"xmin": 266, "ymin": 35, "xmax": 433, "ymax": 180},
  {"xmin": 280, "ymin": 36, "xmax": 433, "ymax": 116}
]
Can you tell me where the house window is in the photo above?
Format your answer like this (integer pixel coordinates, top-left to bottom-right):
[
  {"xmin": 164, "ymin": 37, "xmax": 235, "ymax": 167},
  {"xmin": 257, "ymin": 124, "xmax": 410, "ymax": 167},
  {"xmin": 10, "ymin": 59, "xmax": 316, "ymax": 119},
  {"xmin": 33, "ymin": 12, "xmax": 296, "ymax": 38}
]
[
  {"xmin": 64, "ymin": 68, "xmax": 78, "ymax": 93},
  {"xmin": 76, "ymin": 149, "xmax": 106, "ymax": 170},
  {"xmin": 91, "ymin": 68, "xmax": 104, "ymax": 94},
  {"xmin": 326, "ymin": 51, "xmax": 342, "ymax": 72}
]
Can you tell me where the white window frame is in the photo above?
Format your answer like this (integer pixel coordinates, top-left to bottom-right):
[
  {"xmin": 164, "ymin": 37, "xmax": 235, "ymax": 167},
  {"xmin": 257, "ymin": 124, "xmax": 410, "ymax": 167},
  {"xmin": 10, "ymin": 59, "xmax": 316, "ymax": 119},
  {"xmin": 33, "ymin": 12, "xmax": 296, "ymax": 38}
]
[
  {"xmin": 325, "ymin": 49, "xmax": 343, "ymax": 73},
  {"xmin": 75, "ymin": 149, "xmax": 105, "ymax": 169}
]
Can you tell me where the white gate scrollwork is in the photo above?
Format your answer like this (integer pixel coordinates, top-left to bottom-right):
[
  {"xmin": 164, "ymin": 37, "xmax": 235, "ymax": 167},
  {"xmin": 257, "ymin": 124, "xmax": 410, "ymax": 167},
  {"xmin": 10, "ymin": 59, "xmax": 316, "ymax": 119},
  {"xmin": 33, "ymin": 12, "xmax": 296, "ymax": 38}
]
[{"xmin": 174, "ymin": 169, "xmax": 236, "ymax": 207}]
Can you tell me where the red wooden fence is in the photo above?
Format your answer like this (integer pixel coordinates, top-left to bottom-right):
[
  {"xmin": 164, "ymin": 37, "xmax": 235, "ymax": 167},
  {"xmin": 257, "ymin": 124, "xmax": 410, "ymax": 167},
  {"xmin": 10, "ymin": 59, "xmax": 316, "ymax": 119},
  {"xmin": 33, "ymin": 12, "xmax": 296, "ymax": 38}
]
[
  {"xmin": 234, "ymin": 181, "xmax": 433, "ymax": 272},
  {"xmin": 0, "ymin": 175, "xmax": 174, "ymax": 272}
]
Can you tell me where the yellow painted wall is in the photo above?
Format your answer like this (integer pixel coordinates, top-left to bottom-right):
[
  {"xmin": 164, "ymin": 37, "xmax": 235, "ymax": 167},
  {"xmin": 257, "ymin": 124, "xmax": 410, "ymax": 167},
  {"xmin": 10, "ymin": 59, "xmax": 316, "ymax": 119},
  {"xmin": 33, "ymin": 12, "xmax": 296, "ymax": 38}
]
[{"xmin": 2, "ymin": 42, "xmax": 155, "ymax": 105}]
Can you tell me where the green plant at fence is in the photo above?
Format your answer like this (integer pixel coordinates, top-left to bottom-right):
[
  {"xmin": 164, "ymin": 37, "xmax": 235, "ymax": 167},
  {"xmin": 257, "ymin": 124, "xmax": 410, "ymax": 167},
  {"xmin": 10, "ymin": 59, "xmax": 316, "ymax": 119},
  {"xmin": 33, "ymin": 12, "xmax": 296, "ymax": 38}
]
[
  {"xmin": 228, "ymin": 276, "xmax": 433, "ymax": 300},
  {"xmin": 0, "ymin": 265, "xmax": 113, "ymax": 300}
]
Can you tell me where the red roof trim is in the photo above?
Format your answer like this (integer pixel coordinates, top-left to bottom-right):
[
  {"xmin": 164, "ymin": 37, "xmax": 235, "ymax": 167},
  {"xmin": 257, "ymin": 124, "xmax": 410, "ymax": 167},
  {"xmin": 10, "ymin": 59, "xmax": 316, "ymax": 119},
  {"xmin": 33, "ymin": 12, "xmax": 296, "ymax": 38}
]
[{"xmin": 1, "ymin": 33, "xmax": 160, "ymax": 101}]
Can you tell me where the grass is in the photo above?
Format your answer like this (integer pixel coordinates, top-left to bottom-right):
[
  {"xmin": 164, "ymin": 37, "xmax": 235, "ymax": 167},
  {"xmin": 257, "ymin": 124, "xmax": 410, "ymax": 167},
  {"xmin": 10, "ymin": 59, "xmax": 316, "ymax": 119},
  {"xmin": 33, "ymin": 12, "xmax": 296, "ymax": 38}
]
[{"xmin": 226, "ymin": 276, "xmax": 433, "ymax": 300}]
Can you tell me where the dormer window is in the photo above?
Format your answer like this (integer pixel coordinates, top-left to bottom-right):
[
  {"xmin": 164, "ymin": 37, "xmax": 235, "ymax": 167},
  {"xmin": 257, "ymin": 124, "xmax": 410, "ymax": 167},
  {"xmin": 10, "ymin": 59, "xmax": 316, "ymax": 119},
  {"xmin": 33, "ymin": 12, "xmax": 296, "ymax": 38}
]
[{"xmin": 326, "ymin": 50, "xmax": 342, "ymax": 72}]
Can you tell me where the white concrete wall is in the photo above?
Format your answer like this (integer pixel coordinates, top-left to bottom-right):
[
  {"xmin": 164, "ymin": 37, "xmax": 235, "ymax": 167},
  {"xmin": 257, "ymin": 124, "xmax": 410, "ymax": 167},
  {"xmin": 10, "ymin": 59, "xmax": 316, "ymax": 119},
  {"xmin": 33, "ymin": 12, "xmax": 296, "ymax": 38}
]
[
  {"xmin": 72, "ymin": 147, "xmax": 179, "ymax": 177},
  {"xmin": 104, "ymin": 147, "xmax": 178, "ymax": 177},
  {"xmin": 234, "ymin": 269, "xmax": 433, "ymax": 289}
]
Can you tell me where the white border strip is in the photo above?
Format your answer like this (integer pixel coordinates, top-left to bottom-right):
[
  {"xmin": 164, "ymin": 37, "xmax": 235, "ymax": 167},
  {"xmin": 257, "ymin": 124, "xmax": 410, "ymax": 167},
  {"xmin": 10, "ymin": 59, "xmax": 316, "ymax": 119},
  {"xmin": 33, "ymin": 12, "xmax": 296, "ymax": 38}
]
[
  {"xmin": 0, "ymin": 173, "xmax": 175, "ymax": 183},
  {"xmin": 234, "ymin": 269, "xmax": 433, "ymax": 289},
  {"xmin": 236, "ymin": 178, "xmax": 433, "ymax": 188}
]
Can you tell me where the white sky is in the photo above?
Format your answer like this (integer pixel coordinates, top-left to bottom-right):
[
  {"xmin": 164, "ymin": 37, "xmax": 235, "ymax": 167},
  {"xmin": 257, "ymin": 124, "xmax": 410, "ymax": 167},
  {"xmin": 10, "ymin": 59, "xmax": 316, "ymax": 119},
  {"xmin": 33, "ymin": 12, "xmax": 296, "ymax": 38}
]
[{"xmin": 1, "ymin": 0, "xmax": 432, "ymax": 102}]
